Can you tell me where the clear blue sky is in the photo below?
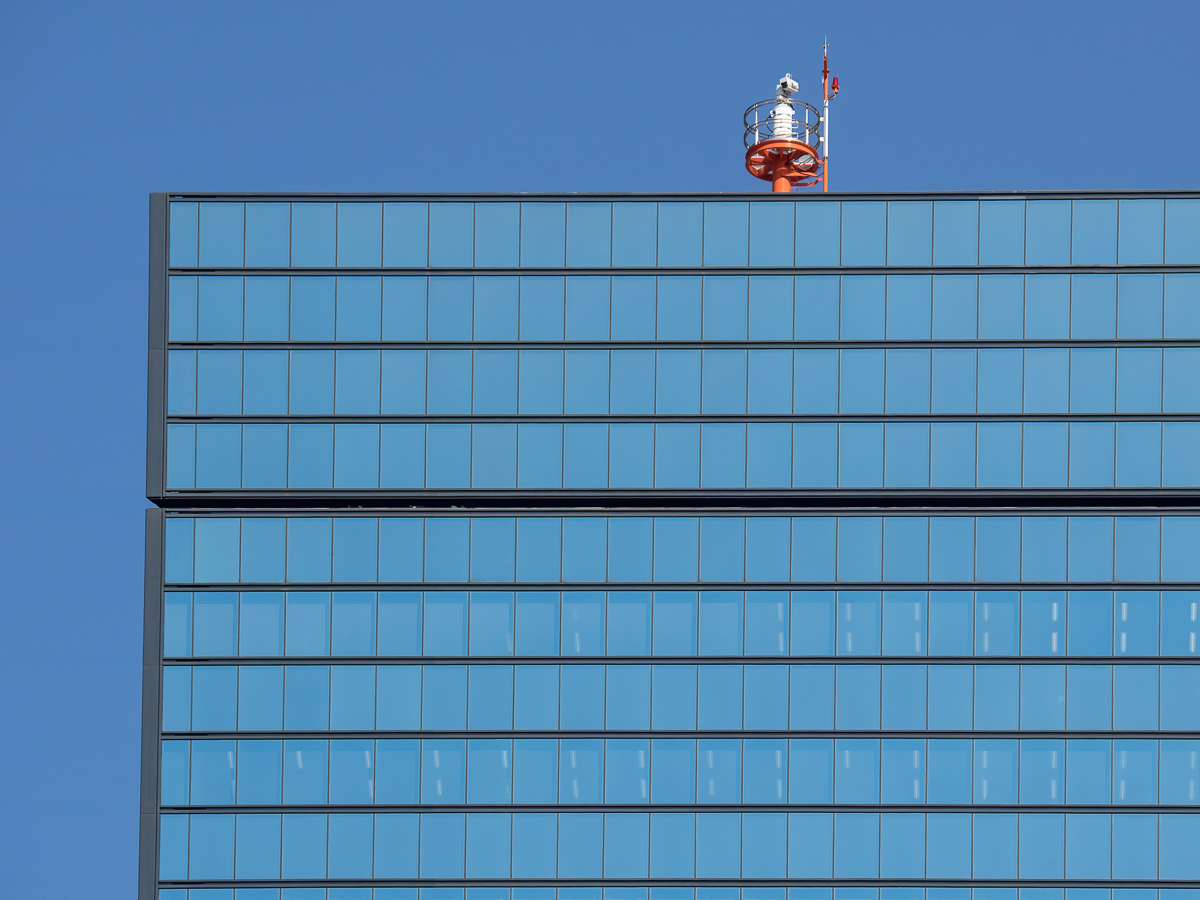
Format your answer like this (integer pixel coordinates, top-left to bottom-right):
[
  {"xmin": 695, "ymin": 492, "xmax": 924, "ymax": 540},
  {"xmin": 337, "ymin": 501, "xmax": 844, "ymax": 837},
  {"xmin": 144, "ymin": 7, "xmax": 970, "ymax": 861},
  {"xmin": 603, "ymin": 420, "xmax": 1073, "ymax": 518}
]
[{"xmin": 0, "ymin": 1, "xmax": 1196, "ymax": 895}]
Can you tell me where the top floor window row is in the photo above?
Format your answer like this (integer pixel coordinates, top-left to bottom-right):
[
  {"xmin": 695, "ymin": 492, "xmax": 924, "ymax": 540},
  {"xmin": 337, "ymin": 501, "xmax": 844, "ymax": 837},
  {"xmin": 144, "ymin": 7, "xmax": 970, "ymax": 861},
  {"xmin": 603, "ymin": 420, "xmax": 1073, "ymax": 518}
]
[{"xmin": 168, "ymin": 199, "xmax": 1200, "ymax": 270}]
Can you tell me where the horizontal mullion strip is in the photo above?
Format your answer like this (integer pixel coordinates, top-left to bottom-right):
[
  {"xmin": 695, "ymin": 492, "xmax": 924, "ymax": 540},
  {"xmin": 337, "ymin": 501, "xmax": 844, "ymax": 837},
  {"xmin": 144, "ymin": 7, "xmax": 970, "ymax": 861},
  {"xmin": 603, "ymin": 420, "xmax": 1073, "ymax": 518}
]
[
  {"xmin": 166, "ymin": 655, "xmax": 1194, "ymax": 665},
  {"xmin": 160, "ymin": 730, "xmax": 1195, "ymax": 740},
  {"xmin": 156, "ymin": 492, "xmax": 1200, "ymax": 510},
  {"xmin": 160, "ymin": 803, "xmax": 1189, "ymax": 814},
  {"xmin": 160, "ymin": 505, "xmax": 1200, "ymax": 516},
  {"xmin": 166, "ymin": 189, "xmax": 1200, "ymax": 199},
  {"xmin": 165, "ymin": 339, "xmax": 1200, "ymax": 349},
  {"xmin": 167, "ymin": 265, "xmax": 1200, "ymax": 277},
  {"xmin": 156, "ymin": 881, "xmax": 1200, "ymax": 891},
  {"xmin": 167, "ymin": 581, "xmax": 1193, "ymax": 591},
  {"xmin": 166, "ymin": 414, "xmax": 1200, "ymax": 423}
]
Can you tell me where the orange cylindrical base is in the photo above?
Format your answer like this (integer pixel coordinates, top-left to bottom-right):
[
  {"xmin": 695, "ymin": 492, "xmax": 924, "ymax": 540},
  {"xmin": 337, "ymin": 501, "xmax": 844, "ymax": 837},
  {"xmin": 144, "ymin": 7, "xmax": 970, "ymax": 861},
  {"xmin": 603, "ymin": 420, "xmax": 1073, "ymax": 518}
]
[
  {"xmin": 772, "ymin": 174, "xmax": 792, "ymax": 192},
  {"xmin": 746, "ymin": 139, "xmax": 821, "ymax": 193}
]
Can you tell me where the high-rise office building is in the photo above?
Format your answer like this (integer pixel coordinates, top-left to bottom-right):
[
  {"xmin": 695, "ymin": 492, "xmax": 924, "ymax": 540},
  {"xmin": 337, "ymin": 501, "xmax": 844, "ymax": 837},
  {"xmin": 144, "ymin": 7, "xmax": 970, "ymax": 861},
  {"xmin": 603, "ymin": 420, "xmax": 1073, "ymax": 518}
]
[{"xmin": 144, "ymin": 192, "xmax": 1200, "ymax": 900}]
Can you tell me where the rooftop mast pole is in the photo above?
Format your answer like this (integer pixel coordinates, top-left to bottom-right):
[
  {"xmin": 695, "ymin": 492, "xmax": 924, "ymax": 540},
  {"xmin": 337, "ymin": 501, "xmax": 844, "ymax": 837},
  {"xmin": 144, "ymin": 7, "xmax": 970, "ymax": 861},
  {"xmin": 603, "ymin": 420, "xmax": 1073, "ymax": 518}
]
[{"xmin": 822, "ymin": 40, "xmax": 830, "ymax": 192}]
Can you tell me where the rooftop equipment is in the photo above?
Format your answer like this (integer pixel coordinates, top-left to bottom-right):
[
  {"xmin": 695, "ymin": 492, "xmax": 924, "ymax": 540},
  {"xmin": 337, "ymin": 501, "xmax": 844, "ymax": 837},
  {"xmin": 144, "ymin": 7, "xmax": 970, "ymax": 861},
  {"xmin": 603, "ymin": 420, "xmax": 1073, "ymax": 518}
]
[{"xmin": 744, "ymin": 44, "xmax": 839, "ymax": 191}]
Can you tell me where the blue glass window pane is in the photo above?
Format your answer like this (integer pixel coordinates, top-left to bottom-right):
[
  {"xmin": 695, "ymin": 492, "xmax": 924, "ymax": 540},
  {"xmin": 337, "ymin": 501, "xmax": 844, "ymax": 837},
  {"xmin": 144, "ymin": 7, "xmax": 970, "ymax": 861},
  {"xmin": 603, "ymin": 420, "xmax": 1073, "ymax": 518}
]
[
  {"xmin": 420, "ymin": 813, "xmax": 466, "ymax": 877},
  {"xmin": 1111, "ymin": 739, "xmax": 1158, "ymax": 804},
  {"xmin": 744, "ymin": 665, "xmax": 788, "ymax": 727},
  {"xmin": 1114, "ymin": 591, "xmax": 1158, "ymax": 655},
  {"xmin": 652, "ymin": 593, "xmax": 697, "ymax": 656},
  {"xmin": 521, "ymin": 203, "xmax": 565, "ymax": 267},
  {"xmin": 422, "ymin": 667, "xmax": 468, "ymax": 730},
  {"xmin": 1064, "ymin": 740, "xmax": 1112, "ymax": 803},
  {"xmin": 928, "ymin": 664, "xmax": 972, "ymax": 729},
  {"xmin": 1166, "ymin": 200, "xmax": 1200, "ymax": 264},
  {"xmin": 1113, "ymin": 665, "xmax": 1158, "ymax": 730},
  {"xmin": 1117, "ymin": 347, "xmax": 1162, "ymax": 413},
  {"xmin": 198, "ymin": 276, "xmax": 243, "ymax": 341},
  {"xmin": 382, "ymin": 276, "xmax": 427, "ymax": 340},
  {"xmin": 243, "ymin": 202, "xmax": 289, "ymax": 267},
  {"xmin": 840, "ymin": 349, "xmax": 884, "ymax": 412},
  {"xmin": 656, "ymin": 349, "xmax": 701, "ymax": 414},
  {"xmin": 698, "ymin": 591, "xmax": 743, "ymax": 654},
  {"xmin": 609, "ymin": 518, "xmax": 653, "ymax": 582},
  {"xmin": 1115, "ymin": 518, "xmax": 1161, "ymax": 583},
  {"xmin": 748, "ymin": 275, "xmax": 793, "ymax": 339},
  {"xmin": 565, "ymin": 276, "xmax": 610, "ymax": 339},
  {"xmin": 467, "ymin": 592, "xmax": 515, "ymax": 656},
  {"xmin": 1066, "ymin": 591, "xmax": 1114, "ymax": 655},
  {"xmin": 1071, "ymin": 200, "xmax": 1117, "ymax": 264},
  {"xmin": 194, "ymin": 592, "xmax": 238, "ymax": 656},
  {"xmin": 199, "ymin": 202, "xmax": 244, "ymax": 267},
  {"xmin": 197, "ymin": 350, "xmax": 242, "ymax": 415},
  {"xmin": 1025, "ymin": 349, "xmax": 1069, "ymax": 412},
  {"xmin": 979, "ymin": 201, "xmax": 1024, "ymax": 265},
  {"xmin": 336, "ymin": 203, "xmax": 382, "ymax": 267},
  {"xmin": 565, "ymin": 350, "xmax": 609, "ymax": 414},
  {"xmin": 168, "ymin": 275, "xmax": 198, "ymax": 341},
  {"xmin": 291, "ymin": 203, "xmax": 336, "ymax": 267},
  {"xmin": 1118, "ymin": 199, "xmax": 1164, "ymax": 264},
  {"xmin": 841, "ymin": 202, "xmax": 886, "ymax": 265},
  {"xmin": 887, "ymin": 201, "xmax": 932, "ymax": 265},
  {"xmin": 882, "ymin": 664, "xmax": 926, "ymax": 728},
  {"xmin": 170, "ymin": 201, "xmax": 199, "ymax": 266},
  {"xmin": 837, "ymin": 518, "xmax": 883, "ymax": 584},
  {"xmin": 930, "ymin": 274, "xmax": 977, "ymax": 339},
  {"xmin": 562, "ymin": 592, "xmax": 606, "ymax": 655},
  {"xmin": 468, "ymin": 664, "xmax": 514, "ymax": 730},
  {"xmin": 703, "ymin": 202, "xmax": 749, "ymax": 266},
  {"xmin": 652, "ymin": 667, "xmax": 697, "ymax": 729},
  {"xmin": 701, "ymin": 350, "xmax": 747, "ymax": 413},
  {"xmin": 928, "ymin": 591, "xmax": 973, "ymax": 655},
  {"xmin": 841, "ymin": 276, "xmax": 885, "ymax": 339},
  {"xmin": 657, "ymin": 277, "xmax": 700, "ymax": 340},
  {"xmin": 520, "ymin": 277, "xmax": 565, "ymax": 341},
  {"xmin": 833, "ymin": 812, "xmax": 880, "ymax": 876},
  {"xmin": 334, "ymin": 350, "xmax": 380, "ymax": 414},
  {"xmin": 566, "ymin": 203, "xmax": 611, "ymax": 267},
  {"xmin": 608, "ymin": 593, "xmax": 651, "ymax": 656},
  {"xmin": 795, "ymin": 275, "xmax": 839, "ymax": 338},
  {"xmin": 560, "ymin": 739, "xmax": 604, "ymax": 802},
  {"xmin": 978, "ymin": 274, "xmax": 1024, "ymax": 339},
  {"xmin": 333, "ymin": 424, "xmax": 380, "ymax": 489},
  {"xmin": 1162, "ymin": 665, "xmax": 1200, "ymax": 729},
  {"xmin": 427, "ymin": 277, "xmax": 472, "ymax": 341},
  {"xmin": 749, "ymin": 202, "xmax": 794, "ymax": 266},
  {"xmin": 745, "ymin": 585, "xmax": 789, "ymax": 654},
  {"xmin": 974, "ymin": 741, "xmax": 1019, "ymax": 803},
  {"xmin": 795, "ymin": 202, "xmax": 840, "ymax": 266},
  {"xmin": 424, "ymin": 591, "xmax": 468, "ymax": 654},
  {"xmin": 242, "ymin": 351, "xmax": 288, "ymax": 416},
  {"xmin": 928, "ymin": 739, "xmax": 972, "ymax": 803},
  {"xmin": 836, "ymin": 666, "xmax": 881, "ymax": 729},
  {"xmin": 195, "ymin": 424, "xmax": 240, "ymax": 489},
  {"xmin": 335, "ymin": 276, "xmax": 382, "ymax": 340},
  {"xmin": 699, "ymin": 424, "xmax": 743, "ymax": 488},
  {"xmin": 933, "ymin": 201, "xmax": 978, "ymax": 265},
  {"xmin": 1161, "ymin": 592, "xmax": 1200, "ymax": 656},
  {"xmin": 611, "ymin": 350, "xmax": 655, "ymax": 414},
  {"xmin": 379, "ymin": 425, "xmax": 425, "ymax": 489},
  {"xmin": 1021, "ymin": 667, "xmax": 1066, "ymax": 728},
  {"xmin": 428, "ymin": 203, "xmax": 474, "ymax": 268},
  {"xmin": 287, "ymin": 424, "xmax": 333, "ymax": 489},
  {"xmin": 288, "ymin": 350, "xmax": 334, "ymax": 414},
  {"xmin": 747, "ymin": 424, "xmax": 791, "ymax": 488},
  {"xmin": 1115, "ymin": 273, "xmax": 1163, "ymax": 338},
  {"xmin": 380, "ymin": 350, "xmax": 426, "ymax": 416},
  {"xmin": 1022, "ymin": 518, "xmax": 1068, "ymax": 582},
  {"xmin": 658, "ymin": 202, "xmax": 702, "ymax": 266},
  {"xmin": 474, "ymin": 203, "xmax": 519, "ymax": 267},
  {"xmin": 1071, "ymin": 349, "xmax": 1116, "ymax": 413},
  {"xmin": 330, "ymin": 739, "xmax": 375, "ymax": 804},
  {"xmin": 1072, "ymin": 274, "xmax": 1117, "ymax": 339},
  {"xmin": 1116, "ymin": 423, "xmax": 1161, "ymax": 488},
  {"xmin": 471, "ymin": 425, "xmax": 517, "ymax": 489},
  {"xmin": 194, "ymin": 518, "xmax": 240, "ymax": 584},
  {"xmin": 283, "ymin": 666, "xmax": 330, "ymax": 729},
  {"xmin": 976, "ymin": 666, "xmax": 1021, "ymax": 731},
  {"xmin": 702, "ymin": 276, "xmax": 747, "ymax": 339},
  {"xmin": 1111, "ymin": 814, "xmax": 1156, "ymax": 879},
  {"xmin": 929, "ymin": 423, "xmax": 974, "ymax": 488},
  {"xmin": 513, "ymin": 668, "xmax": 558, "ymax": 731},
  {"xmin": 612, "ymin": 204, "xmax": 657, "ymax": 267},
  {"xmin": 880, "ymin": 740, "xmax": 924, "ymax": 803},
  {"xmin": 697, "ymin": 662, "xmax": 742, "ymax": 729},
  {"xmin": 976, "ymin": 592, "xmax": 1019, "ymax": 656},
  {"xmin": 424, "ymin": 421, "xmax": 468, "ymax": 483},
  {"xmin": 189, "ymin": 813, "xmax": 236, "ymax": 879},
  {"xmin": 882, "ymin": 590, "xmax": 926, "ymax": 654},
  {"xmin": 931, "ymin": 349, "xmax": 976, "ymax": 413},
  {"xmin": 886, "ymin": 275, "xmax": 931, "ymax": 339},
  {"xmin": 1027, "ymin": 201, "xmax": 1071, "ymax": 265},
  {"xmin": 382, "ymin": 203, "xmax": 428, "ymax": 267}
]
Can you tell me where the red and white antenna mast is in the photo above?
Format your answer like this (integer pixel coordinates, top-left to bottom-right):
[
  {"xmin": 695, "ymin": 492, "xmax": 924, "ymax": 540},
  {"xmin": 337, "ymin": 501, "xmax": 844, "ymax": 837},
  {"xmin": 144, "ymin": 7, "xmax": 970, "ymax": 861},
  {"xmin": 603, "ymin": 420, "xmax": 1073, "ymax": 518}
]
[{"xmin": 743, "ymin": 44, "xmax": 839, "ymax": 192}]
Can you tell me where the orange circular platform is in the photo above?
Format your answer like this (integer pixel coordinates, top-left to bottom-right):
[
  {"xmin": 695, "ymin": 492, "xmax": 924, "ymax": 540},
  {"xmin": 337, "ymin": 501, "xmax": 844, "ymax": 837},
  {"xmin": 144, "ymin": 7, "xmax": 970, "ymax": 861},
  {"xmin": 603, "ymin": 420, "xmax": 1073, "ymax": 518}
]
[{"xmin": 745, "ymin": 139, "xmax": 821, "ymax": 191}]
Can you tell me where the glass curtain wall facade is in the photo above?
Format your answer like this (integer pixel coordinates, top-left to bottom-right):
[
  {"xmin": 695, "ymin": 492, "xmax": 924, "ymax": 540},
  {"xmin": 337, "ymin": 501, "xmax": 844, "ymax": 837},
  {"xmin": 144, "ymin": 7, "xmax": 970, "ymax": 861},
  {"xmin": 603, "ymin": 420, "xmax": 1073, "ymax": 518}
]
[{"xmin": 143, "ymin": 193, "xmax": 1200, "ymax": 900}]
